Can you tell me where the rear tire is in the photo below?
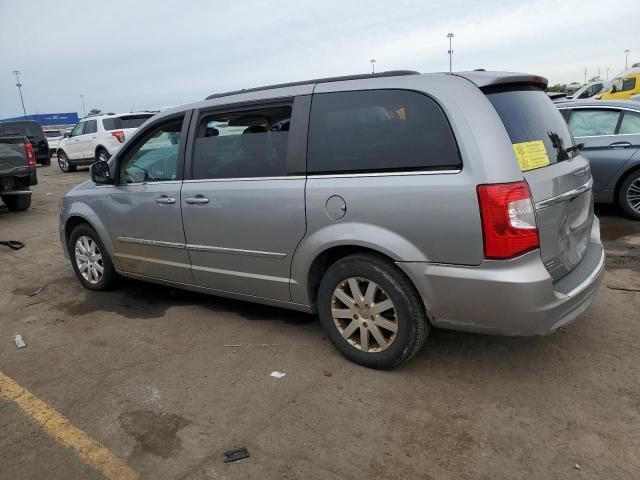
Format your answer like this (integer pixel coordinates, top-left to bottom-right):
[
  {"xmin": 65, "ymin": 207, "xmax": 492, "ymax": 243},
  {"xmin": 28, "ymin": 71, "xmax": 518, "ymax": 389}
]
[
  {"xmin": 317, "ymin": 253, "xmax": 428, "ymax": 369},
  {"xmin": 68, "ymin": 223, "xmax": 116, "ymax": 291},
  {"xmin": 57, "ymin": 151, "xmax": 76, "ymax": 173},
  {"xmin": 96, "ymin": 148, "xmax": 110, "ymax": 163},
  {"xmin": 1, "ymin": 192, "xmax": 31, "ymax": 212},
  {"xmin": 618, "ymin": 169, "xmax": 640, "ymax": 221},
  {"xmin": 39, "ymin": 157, "xmax": 51, "ymax": 166}
]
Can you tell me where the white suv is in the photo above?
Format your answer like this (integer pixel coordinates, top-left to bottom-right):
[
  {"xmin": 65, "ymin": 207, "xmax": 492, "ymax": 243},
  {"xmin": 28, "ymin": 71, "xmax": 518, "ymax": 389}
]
[{"xmin": 56, "ymin": 112, "xmax": 155, "ymax": 172}]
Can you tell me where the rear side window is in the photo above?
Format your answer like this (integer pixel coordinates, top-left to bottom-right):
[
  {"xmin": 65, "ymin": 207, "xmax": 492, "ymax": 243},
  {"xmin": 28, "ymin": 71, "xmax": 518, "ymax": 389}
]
[
  {"xmin": 103, "ymin": 115, "xmax": 153, "ymax": 131},
  {"xmin": 307, "ymin": 90, "xmax": 461, "ymax": 174},
  {"xmin": 486, "ymin": 87, "xmax": 578, "ymax": 169},
  {"xmin": 84, "ymin": 120, "xmax": 97, "ymax": 134},
  {"xmin": 192, "ymin": 105, "xmax": 291, "ymax": 179},
  {"xmin": 622, "ymin": 77, "xmax": 636, "ymax": 92},
  {"xmin": 568, "ymin": 109, "xmax": 620, "ymax": 137},
  {"xmin": 619, "ymin": 111, "xmax": 640, "ymax": 134}
]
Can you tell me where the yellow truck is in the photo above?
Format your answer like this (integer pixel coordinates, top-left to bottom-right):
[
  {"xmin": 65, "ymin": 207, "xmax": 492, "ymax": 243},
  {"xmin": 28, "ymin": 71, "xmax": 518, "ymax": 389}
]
[{"xmin": 600, "ymin": 72, "xmax": 640, "ymax": 100}]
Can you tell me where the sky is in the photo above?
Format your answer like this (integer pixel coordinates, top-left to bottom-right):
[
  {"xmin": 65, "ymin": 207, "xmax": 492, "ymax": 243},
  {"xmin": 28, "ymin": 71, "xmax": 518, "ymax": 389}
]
[{"xmin": 1, "ymin": 0, "xmax": 638, "ymax": 118}]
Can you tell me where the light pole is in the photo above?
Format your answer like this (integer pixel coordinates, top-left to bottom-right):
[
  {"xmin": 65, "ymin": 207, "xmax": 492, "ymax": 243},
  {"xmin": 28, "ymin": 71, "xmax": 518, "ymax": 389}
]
[
  {"xmin": 625, "ymin": 49, "xmax": 630, "ymax": 69},
  {"xmin": 12, "ymin": 70, "xmax": 27, "ymax": 119},
  {"xmin": 80, "ymin": 94, "xmax": 86, "ymax": 117},
  {"xmin": 606, "ymin": 67, "xmax": 610, "ymax": 80},
  {"xmin": 447, "ymin": 33, "xmax": 454, "ymax": 73},
  {"xmin": 370, "ymin": 59, "xmax": 376, "ymax": 75}
]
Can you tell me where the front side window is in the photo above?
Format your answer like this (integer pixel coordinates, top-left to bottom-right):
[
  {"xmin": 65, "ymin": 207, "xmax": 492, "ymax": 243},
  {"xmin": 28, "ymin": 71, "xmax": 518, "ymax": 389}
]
[
  {"xmin": 192, "ymin": 105, "xmax": 291, "ymax": 179},
  {"xmin": 622, "ymin": 77, "xmax": 636, "ymax": 92},
  {"xmin": 568, "ymin": 109, "xmax": 620, "ymax": 137},
  {"xmin": 119, "ymin": 118, "xmax": 183, "ymax": 184},
  {"xmin": 70, "ymin": 122, "xmax": 85, "ymax": 137},
  {"xmin": 84, "ymin": 120, "xmax": 97, "ymax": 134},
  {"xmin": 619, "ymin": 112, "xmax": 640, "ymax": 135},
  {"xmin": 308, "ymin": 90, "xmax": 461, "ymax": 174}
]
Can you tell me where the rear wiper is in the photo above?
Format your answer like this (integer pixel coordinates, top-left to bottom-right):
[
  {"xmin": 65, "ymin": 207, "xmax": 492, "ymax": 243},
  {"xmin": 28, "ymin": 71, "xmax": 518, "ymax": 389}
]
[{"xmin": 565, "ymin": 143, "xmax": 584, "ymax": 155}]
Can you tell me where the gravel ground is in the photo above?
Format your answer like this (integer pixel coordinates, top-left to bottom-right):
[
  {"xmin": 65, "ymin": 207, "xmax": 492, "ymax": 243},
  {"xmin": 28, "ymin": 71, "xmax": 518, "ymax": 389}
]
[{"xmin": 1, "ymin": 164, "xmax": 639, "ymax": 480}]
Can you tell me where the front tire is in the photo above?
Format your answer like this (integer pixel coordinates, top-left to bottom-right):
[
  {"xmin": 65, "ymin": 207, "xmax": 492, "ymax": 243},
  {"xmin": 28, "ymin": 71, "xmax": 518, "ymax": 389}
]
[
  {"xmin": 57, "ymin": 151, "xmax": 76, "ymax": 173},
  {"xmin": 68, "ymin": 224, "xmax": 116, "ymax": 291},
  {"xmin": 619, "ymin": 169, "xmax": 640, "ymax": 221},
  {"xmin": 317, "ymin": 253, "xmax": 428, "ymax": 369},
  {"xmin": 1, "ymin": 192, "xmax": 31, "ymax": 212}
]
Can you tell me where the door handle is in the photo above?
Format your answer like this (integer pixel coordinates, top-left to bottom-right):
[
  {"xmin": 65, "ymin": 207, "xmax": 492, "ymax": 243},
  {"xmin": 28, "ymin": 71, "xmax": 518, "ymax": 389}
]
[
  {"xmin": 185, "ymin": 196, "xmax": 209, "ymax": 205},
  {"xmin": 155, "ymin": 195, "xmax": 176, "ymax": 205},
  {"xmin": 609, "ymin": 141, "xmax": 632, "ymax": 149}
]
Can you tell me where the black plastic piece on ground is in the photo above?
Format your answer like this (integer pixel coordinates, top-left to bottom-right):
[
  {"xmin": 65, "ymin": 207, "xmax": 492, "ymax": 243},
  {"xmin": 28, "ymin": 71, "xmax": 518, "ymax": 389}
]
[
  {"xmin": 224, "ymin": 447, "xmax": 250, "ymax": 463},
  {"xmin": 0, "ymin": 240, "xmax": 25, "ymax": 250}
]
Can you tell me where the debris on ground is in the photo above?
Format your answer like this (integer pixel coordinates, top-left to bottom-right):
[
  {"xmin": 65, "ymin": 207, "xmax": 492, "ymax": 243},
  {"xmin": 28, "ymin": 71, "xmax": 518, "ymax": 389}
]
[
  {"xmin": 224, "ymin": 447, "xmax": 250, "ymax": 463},
  {"xmin": 28, "ymin": 286, "xmax": 47, "ymax": 297},
  {"xmin": 270, "ymin": 371, "xmax": 286, "ymax": 379},
  {"xmin": 574, "ymin": 463, "xmax": 581, "ymax": 470},
  {"xmin": 14, "ymin": 334, "xmax": 27, "ymax": 349}
]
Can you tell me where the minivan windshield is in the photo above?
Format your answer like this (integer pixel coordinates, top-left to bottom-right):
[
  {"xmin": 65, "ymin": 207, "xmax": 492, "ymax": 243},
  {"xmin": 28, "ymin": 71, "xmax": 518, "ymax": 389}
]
[{"xmin": 486, "ymin": 87, "xmax": 578, "ymax": 171}]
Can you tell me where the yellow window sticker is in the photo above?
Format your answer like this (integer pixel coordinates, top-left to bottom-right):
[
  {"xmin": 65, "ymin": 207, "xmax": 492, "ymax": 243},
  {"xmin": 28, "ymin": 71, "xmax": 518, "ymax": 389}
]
[{"xmin": 512, "ymin": 140, "xmax": 550, "ymax": 172}]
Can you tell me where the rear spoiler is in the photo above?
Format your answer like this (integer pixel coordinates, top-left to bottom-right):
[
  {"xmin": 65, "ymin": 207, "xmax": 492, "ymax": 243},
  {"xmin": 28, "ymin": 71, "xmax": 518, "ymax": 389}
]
[{"xmin": 451, "ymin": 71, "xmax": 548, "ymax": 90}]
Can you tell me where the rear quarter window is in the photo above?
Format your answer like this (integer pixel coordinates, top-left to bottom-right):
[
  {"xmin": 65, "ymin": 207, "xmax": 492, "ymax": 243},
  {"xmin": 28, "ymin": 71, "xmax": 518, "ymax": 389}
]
[
  {"xmin": 486, "ymin": 87, "xmax": 577, "ymax": 169},
  {"xmin": 307, "ymin": 90, "xmax": 461, "ymax": 174}
]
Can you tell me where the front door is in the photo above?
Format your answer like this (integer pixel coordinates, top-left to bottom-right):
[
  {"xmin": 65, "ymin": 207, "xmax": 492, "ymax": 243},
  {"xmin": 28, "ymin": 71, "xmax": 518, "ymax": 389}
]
[
  {"xmin": 566, "ymin": 107, "xmax": 640, "ymax": 194},
  {"xmin": 104, "ymin": 113, "xmax": 192, "ymax": 284},
  {"xmin": 66, "ymin": 121, "xmax": 86, "ymax": 159},
  {"xmin": 180, "ymin": 99, "xmax": 309, "ymax": 301}
]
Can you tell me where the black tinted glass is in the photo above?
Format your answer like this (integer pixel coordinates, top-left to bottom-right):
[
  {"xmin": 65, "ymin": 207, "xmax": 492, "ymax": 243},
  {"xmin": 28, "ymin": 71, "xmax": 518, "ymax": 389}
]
[
  {"xmin": 307, "ymin": 90, "xmax": 461, "ymax": 174},
  {"xmin": 85, "ymin": 120, "xmax": 97, "ymax": 134},
  {"xmin": 103, "ymin": 115, "xmax": 152, "ymax": 131},
  {"xmin": 0, "ymin": 121, "xmax": 42, "ymax": 138},
  {"xmin": 486, "ymin": 87, "xmax": 577, "ymax": 166},
  {"xmin": 192, "ymin": 105, "xmax": 291, "ymax": 179}
]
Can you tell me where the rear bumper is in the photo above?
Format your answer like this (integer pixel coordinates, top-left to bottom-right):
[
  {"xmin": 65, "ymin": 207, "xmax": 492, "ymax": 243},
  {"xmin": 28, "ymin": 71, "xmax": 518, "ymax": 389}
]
[{"xmin": 397, "ymin": 218, "xmax": 605, "ymax": 336}]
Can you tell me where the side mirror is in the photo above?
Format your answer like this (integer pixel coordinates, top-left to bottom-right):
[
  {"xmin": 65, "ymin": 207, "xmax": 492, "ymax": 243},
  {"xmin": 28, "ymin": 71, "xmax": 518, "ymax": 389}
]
[
  {"xmin": 63, "ymin": 132, "xmax": 70, "ymax": 138},
  {"xmin": 90, "ymin": 161, "xmax": 113, "ymax": 185},
  {"xmin": 611, "ymin": 85, "xmax": 617, "ymax": 93}
]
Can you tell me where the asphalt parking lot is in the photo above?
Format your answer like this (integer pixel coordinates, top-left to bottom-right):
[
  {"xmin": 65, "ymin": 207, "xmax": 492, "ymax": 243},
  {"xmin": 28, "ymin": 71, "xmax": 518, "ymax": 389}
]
[{"xmin": 1, "ymin": 163, "xmax": 639, "ymax": 480}]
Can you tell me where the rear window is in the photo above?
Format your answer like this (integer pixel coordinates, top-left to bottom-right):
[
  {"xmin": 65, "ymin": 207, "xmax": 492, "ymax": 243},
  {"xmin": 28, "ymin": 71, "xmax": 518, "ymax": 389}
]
[
  {"xmin": 102, "ymin": 115, "xmax": 153, "ymax": 131},
  {"xmin": 45, "ymin": 130, "xmax": 62, "ymax": 138},
  {"xmin": 308, "ymin": 90, "xmax": 461, "ymax": 174},
  {"xmin": 486, "ymin": 87, "xmax": 577, "ymax": 170},
  {"xmin": 0, "ymin": 121, "xmax": 43, "ymax": 138}
]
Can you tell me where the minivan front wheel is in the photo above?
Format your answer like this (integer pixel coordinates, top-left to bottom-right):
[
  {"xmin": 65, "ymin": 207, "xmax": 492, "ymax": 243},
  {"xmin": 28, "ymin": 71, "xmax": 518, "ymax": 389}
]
[
  {"xmin": 317, "ymin": 254, "xmax": 428, "ymax": 369},
  {"xmin": 68, "ymin": 224, "xmax": 115, "ymax": 290},
  {"xmin": 619, "ymin": 169, "xmax": 640, "ymax": 220}
]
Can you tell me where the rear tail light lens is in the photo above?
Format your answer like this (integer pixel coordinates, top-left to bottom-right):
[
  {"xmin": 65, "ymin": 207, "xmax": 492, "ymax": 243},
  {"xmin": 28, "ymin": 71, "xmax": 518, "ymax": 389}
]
[
  {"xmin": 111, "ymin": 130, "xmax": 125, "ymax": 143},
  {"xmin": 24, "ymin": 142, "xmax": 36, "ymax": 166},
  {"xmin": 477, "ymin": 181, "xmax": 539, "ymax": 259}
]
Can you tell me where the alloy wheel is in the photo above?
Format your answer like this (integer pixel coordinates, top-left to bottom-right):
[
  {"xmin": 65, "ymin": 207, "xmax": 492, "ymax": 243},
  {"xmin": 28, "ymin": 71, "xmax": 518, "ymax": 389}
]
[
  {"xmin": 58, "ymin": 153, "xmax": 69, "ymax": 171},
  {"xmin": 626, "ymin": 177, "xmax": 640, "ymax": 214},
  {"xmin": 74, "ymin": 235, "xmax": 104, "ymax": 284},
  {"xmin": 331, "ymin": 277, "xmax": 398, "ymax": 352}
]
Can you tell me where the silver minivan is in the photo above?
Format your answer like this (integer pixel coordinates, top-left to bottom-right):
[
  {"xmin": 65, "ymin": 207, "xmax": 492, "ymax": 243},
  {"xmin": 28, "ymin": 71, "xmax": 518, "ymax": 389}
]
[{"xmin": 60, "ymin": 70, "xmax": 605, "ymax": 369}]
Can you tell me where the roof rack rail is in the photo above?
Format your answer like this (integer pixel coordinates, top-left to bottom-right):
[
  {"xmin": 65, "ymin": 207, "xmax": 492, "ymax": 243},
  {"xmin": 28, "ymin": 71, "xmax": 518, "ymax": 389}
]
[{"xmin": 205, "ymin": 70, "xmax": 420, "ymax": 100}]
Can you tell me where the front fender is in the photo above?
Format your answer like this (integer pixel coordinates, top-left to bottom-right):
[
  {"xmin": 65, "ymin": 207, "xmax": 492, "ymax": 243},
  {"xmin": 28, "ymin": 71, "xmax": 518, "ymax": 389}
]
[
  {"xmin": 289, "ymin": 222, "xmax": 428, "ymax": 305},
  {"xmin": 60, "ymin": 197, "xmax": 114, "ymax": 262}
]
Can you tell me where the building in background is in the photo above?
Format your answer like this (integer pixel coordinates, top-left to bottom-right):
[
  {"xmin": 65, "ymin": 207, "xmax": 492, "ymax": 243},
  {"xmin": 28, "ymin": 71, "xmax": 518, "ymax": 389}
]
[{"xmin": 0, "ymin": 112, "xmax": 79, "ymax": 130}]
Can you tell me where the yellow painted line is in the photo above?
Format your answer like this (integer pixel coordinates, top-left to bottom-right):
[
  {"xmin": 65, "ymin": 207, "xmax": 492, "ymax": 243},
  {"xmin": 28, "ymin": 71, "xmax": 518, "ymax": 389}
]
[{"xmin": 0, "ymin": 371, "xmax": 138, "ymax": 480}]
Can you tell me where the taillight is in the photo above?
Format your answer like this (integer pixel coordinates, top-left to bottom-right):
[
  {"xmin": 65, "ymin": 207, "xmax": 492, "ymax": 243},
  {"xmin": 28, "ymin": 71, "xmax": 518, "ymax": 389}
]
[
  {"xmin": 24, "ymin": 142, "xmax": 36, "ymax": 166},
  {"xmin": 111, "ymin": 130, "xmax": 125, "ymax": 143},
  {"xmin": 477, "ymin": 181, "xmax": 539, "ymax": 259}
]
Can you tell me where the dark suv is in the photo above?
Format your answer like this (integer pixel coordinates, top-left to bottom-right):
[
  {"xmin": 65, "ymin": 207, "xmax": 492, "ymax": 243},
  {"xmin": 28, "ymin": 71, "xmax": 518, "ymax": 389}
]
[{"xmin": 0, "ymin": 120, "xmax": 50, "ymax": 166}]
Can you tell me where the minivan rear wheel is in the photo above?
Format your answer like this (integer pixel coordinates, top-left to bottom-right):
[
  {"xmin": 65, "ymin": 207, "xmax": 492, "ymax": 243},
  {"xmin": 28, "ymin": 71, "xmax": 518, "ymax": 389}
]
[{"xmin": 317, "ymin": 253, "xmax": 428, "ymax": 369}]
